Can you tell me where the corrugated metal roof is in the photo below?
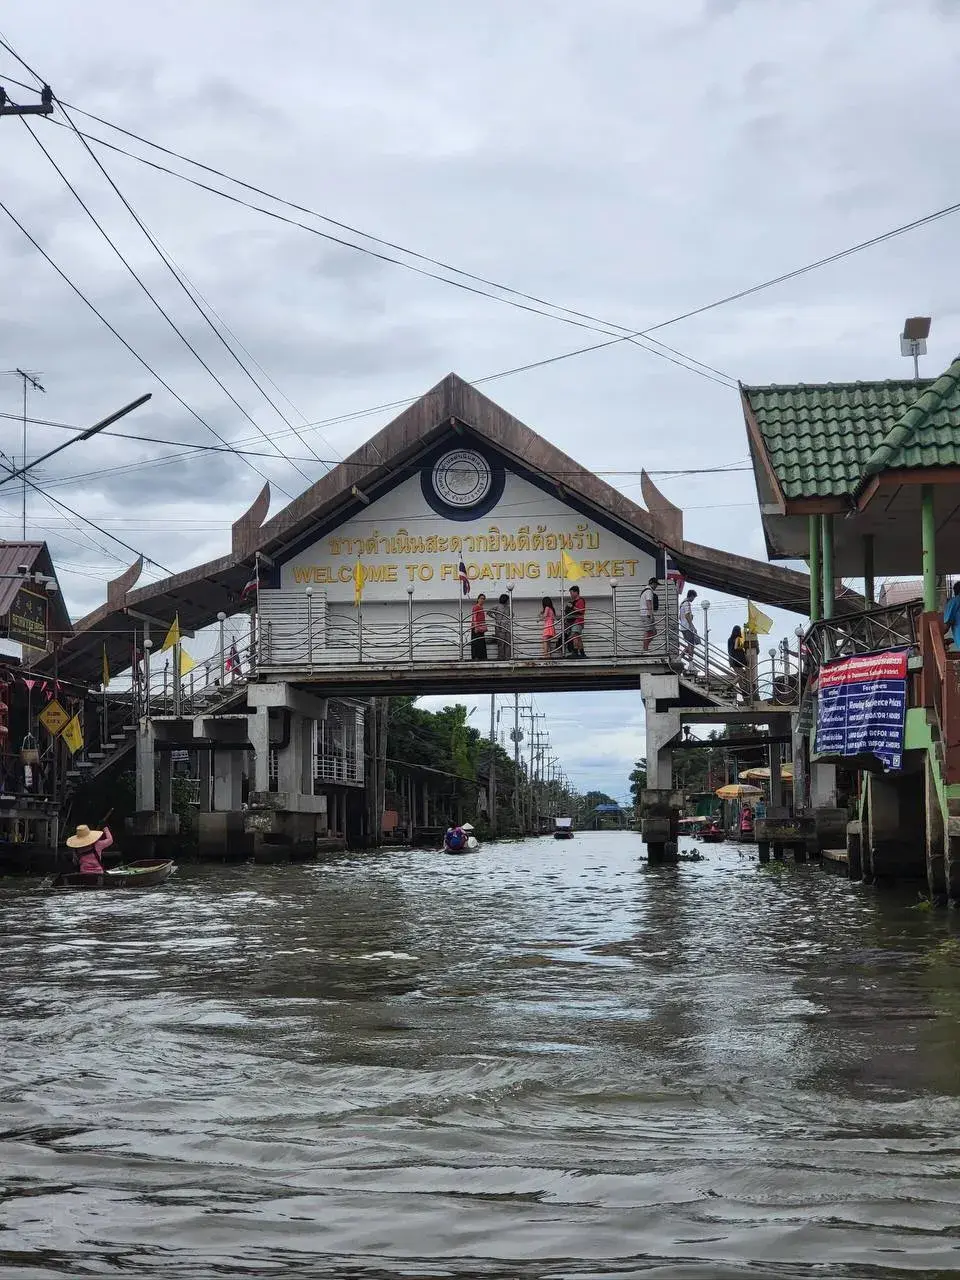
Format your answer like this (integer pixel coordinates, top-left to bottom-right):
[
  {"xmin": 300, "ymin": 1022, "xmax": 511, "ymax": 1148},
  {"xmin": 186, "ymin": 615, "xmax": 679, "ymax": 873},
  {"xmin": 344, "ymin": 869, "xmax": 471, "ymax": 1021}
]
[{"xmin": 744, "ymin": 379, "xmax": 931, "ymax": 498}]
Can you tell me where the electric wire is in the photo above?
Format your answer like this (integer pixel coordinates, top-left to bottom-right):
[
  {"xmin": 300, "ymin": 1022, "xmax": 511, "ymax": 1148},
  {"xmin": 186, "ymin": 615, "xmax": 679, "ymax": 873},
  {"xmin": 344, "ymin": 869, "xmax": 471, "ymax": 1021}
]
[
  {"xmin": 15, "ymin": 116, "xmax": 306, "ymax": 495},
  {"xmin": 45, "ymin": 101, "xmax": 337, "ymax": 475}
]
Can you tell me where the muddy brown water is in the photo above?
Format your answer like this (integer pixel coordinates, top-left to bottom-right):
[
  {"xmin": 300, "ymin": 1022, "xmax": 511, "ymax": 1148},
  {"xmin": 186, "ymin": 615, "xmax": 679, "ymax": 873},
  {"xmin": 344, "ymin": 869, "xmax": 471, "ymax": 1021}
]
[{"xmin": 2, "ymin": 832, "xmax": 960, "ymax": 1278}]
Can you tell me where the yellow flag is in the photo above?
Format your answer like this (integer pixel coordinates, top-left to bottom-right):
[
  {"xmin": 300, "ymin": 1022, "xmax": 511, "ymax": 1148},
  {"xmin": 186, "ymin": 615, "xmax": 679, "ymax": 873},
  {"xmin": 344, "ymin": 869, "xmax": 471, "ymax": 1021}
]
[
  {"xmin": 561, "ymin": 549, "xmax": 585, "ymax": 582},
  {"xmin": 747, "ymin": 600, "xmax": 773, "ymax": 635},
  {"xmin": 353, "ymin": 559, "xmax": 364, "ymax": 607},
  {"xmin": 102, "ymin": 645, "xmax": 110, "ymax": 690},
  {"xmin": 178, "ymin": 646, "xmax": 196, "ymax": 677},
  {"xmin": 160, "ymin": 614, "xmax": 180, "ymax": 653},
  {"xmin": 61, "ymin": 713, "xmax": 83, "ymax": 755}
]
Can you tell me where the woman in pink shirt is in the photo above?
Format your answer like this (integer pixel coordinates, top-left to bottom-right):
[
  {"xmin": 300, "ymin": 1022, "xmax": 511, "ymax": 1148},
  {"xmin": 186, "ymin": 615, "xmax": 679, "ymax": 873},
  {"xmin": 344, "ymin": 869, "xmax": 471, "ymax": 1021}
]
[{"xmin": 66, "ymin": 823, "xmax": 113, "ymax": 875}]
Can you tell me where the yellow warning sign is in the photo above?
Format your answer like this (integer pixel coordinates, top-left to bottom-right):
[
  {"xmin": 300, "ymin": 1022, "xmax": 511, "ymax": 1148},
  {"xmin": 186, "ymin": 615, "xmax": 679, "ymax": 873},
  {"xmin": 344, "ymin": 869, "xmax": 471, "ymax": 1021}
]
[{"xmin": 39, "ymin": 699, "xmax": 69, "ymax": 736}]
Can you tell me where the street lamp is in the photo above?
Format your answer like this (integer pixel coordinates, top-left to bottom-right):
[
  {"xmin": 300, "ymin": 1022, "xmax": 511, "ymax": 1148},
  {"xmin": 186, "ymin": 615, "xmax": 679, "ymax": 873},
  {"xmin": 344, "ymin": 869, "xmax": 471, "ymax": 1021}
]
[
  {"xmin": 217, "ymin": 611, "xmax": 227, "ymax": 684},
  {"xmin": 700, "ymin": 599, "xmax": 710, "ymax": 680}
]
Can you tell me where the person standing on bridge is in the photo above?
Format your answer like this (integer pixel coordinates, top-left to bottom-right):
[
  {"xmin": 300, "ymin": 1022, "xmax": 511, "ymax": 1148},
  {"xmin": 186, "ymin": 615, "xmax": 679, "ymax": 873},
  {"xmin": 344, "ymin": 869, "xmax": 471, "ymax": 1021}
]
[
  {"xmin": 728, "ymin": 624, "xmax": 748, "ymax": 698},
  {"xmin": 944, "ymin": 581, "xmax": 960, "ymax": 650},
  {"xmin": 679, "ymin": 589, "xmax": 699, "ymax": 664},
  {"xmin": 471, "ymin": 593, "xmax": 488, "ymax": 660},
  {"xmin": 491, "ymin": 592, "xmax": 512, "ymax": 659},
  {"xmin": 565, "ymin": 586, "xmax": 586, "ymax": 658},
  {"xmin": 639, "ymin": 577, "xmax": 659, "ymax": 653},
  {"xmin": 540, "ymin": 596, "xmax": 557, "ymax": 658}
]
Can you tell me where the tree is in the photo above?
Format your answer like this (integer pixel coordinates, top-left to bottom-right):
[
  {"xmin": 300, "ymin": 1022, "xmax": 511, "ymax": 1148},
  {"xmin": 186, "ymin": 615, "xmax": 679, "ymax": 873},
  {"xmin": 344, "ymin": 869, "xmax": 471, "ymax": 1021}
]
[{"xmin": 628, "ymin": 758, "xmax": 647, "ymax": 807}]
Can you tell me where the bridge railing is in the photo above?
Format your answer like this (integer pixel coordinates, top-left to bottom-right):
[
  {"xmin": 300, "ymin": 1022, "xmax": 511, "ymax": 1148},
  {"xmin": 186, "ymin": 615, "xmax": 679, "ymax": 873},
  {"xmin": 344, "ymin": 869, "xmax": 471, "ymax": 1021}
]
[{"xmin": 256, "ymin": 583, "xmax": 680, "ymax": 668}]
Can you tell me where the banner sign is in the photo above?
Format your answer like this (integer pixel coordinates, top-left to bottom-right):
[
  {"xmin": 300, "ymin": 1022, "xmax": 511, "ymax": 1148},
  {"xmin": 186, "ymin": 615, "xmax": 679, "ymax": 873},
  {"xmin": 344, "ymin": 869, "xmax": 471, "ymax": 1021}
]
[
  {"xmin": 815, "ymin": 649, "xmax": 909, "ymax": 771},
  {"xmin": 7, "ymin": 588, "xmax": 47, "ymax": 649}
]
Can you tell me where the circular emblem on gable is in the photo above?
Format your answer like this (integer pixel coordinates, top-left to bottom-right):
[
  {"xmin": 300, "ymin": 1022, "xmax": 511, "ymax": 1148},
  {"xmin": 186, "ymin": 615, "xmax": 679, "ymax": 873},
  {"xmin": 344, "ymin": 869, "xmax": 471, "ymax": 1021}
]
[{"xmin": 431, "ymin": 449, "xmax": 492, "ymax": 509}]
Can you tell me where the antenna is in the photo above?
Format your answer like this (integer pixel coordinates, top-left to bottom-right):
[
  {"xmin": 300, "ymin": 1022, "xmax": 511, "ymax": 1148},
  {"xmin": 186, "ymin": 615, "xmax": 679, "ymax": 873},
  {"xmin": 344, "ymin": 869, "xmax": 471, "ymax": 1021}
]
[
  {"xmin": 900, "ymin": 316, "xmax": 931, "ymax": 382},
  {"xmin": 12, "ymin": 370, "xmax": 45, "ymax": 539}
]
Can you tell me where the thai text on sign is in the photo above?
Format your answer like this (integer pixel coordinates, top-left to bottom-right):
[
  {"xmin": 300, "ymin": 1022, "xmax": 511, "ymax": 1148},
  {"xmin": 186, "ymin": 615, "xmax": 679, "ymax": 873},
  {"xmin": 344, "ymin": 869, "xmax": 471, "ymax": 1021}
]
[{"xmin": 815, "ymin": 649, "xmax": 909, "ymax": 772}]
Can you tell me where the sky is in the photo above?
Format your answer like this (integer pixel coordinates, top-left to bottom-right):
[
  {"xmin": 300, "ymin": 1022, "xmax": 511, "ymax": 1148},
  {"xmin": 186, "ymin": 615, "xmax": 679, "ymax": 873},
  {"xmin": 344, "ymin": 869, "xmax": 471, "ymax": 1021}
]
[{"xmin": 0, "ymin": 0, "xmax": 958, "ymax": 800}]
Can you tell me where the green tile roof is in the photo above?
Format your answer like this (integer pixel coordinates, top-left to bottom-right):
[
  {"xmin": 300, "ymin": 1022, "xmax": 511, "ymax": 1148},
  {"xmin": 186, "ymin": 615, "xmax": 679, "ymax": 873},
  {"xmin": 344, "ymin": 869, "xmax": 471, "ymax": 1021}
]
[
  {"xmin": 861, "ymin": 355, "xmax": 960, "ymax": 480},
  {"xmin": 744, "ymin": 379, "xmax": 932, "ymax": 499}
]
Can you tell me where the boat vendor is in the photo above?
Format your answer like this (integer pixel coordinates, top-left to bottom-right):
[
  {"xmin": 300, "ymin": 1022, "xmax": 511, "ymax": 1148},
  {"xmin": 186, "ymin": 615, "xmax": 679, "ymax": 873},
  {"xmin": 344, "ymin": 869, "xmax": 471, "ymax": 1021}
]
[{"xmin": 66, "ymin": 823, "xmax": 113, "ymax": 875}]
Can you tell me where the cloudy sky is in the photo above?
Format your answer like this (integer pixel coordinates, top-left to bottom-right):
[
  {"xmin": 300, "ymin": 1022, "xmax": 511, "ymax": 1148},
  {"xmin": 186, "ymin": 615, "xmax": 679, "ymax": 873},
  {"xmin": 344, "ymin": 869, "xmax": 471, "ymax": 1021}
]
[{"xmin": 0, "ymin": 0, "xmax": 958, "ymax": 798}]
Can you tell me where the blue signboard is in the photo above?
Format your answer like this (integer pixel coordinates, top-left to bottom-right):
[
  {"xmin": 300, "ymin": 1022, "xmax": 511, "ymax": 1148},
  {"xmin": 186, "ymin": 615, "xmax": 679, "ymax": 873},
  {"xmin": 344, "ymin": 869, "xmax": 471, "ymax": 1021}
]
[{"xmin": 815, "ymin": 648, "xmax": 909, "ymax": 772}]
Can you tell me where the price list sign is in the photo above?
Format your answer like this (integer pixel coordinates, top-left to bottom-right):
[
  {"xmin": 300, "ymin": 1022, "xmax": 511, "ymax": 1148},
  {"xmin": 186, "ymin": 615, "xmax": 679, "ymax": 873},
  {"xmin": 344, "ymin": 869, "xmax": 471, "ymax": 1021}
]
[{"xmin": 815, "ymin": 649, "xmax": 909, "ymax": 772}]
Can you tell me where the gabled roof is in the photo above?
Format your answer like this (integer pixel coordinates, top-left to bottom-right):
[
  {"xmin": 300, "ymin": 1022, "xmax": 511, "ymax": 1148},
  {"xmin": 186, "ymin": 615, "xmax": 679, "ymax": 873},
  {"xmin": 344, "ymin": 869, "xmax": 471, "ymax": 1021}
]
[
  {"xmin": 743, "ymin": 379, "xmax": 931, "ymax": 499},
  {"xmin": 861, "ymin": 354, "xmax": 960, "ymax": 479},
  {"xmin": 0, "ymin": 542, "xmax": 72, "ymax": 636},
  {"xmin": 47, "ymin": 373, "xmax": 826, "ymax": 684}
]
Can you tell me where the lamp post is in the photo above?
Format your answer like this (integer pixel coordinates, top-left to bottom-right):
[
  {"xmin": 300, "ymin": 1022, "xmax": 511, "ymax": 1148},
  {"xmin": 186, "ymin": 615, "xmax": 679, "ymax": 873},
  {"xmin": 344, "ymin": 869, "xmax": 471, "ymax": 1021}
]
[
  {"xmin": 768, "ymin": 646, "xmax": 777, "ymax": 703},
  {"xmin": 217, "ymin": 611, "xmax": 226, "ymax": 685},
  {"xmin": 143, "ymin": 637, "xmax": 153, "ymax": 720},
  {"xmin": 303, "ymin": 589, "xmax": 314, "ymax": 669},
  {"xmin": 406, "ymin": 585, "xmax": 414, "ymax": 662},
  {"xmin": 700, "ymin": 599, "xmax": 710, "ymax": 682},
  {"xmin": 506, "ymin": 582, "xmax": 515, "ymax": 660},
  {"xmin": 609, "ymin": 577, "xmax": 619, "ymax": 658}
]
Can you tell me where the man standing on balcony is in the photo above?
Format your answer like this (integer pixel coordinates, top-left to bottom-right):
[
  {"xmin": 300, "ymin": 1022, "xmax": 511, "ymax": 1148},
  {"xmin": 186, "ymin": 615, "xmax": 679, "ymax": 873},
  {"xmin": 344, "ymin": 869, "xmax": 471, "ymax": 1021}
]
[{"xmin": 944, "ymin": 582, "xmax": 960, "ymax": 650}]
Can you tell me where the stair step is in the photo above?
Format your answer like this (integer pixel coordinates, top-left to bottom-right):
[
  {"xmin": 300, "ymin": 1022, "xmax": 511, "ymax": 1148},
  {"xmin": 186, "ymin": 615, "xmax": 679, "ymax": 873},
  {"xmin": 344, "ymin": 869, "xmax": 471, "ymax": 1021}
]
[
  {"xmin": 122, "ymin": 724, "xmax": 137, "ymax": 732},
  {"xmin": 88, "ymin": 752, "xmax": 105, "ymax": 761},
  {"xmin": 103, "ymin": 743, "xmax": 117, "ymax": 752},
  {"xmin": 66, "ymin": 770, "xmax": 80, "ymax": 779},
  {"xmin": 110, "ymin": 732, "xmax": 128, "ymax": 741},
  {"xmin": 77, "ymin": 761, "xmax": 93, "ymax": 770}
]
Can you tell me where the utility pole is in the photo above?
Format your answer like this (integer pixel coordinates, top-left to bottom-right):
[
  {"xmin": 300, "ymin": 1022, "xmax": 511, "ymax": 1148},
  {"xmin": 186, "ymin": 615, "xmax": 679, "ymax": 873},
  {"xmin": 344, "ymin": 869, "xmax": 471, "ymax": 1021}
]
[
  {"xmin": 511, "ymin": 693, "xmax": 522, "ymax": 832},
  {"xmin": 11, "ymin": 370, "xmax": 44, "ymax": 538},
  {"xmin": 487, "ymin": 693, "xmax": 497, "ymax": 836},
  {"xmin": 0, "ymin": 84, "xmax": 54, "ymax": 118},
  {"xmin": 522, "ymin": 709, "xmax": 543, "ymax": 833}
]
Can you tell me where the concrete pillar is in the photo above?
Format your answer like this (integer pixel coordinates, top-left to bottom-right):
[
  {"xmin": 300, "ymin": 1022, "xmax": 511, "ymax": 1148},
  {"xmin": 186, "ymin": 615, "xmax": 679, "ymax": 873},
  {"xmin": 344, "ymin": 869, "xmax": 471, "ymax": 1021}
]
[
  {"xmin": 213, "ymin": 749, "xmax": 244, "ymax": 812},
  {"xmin": 811, "ymin": 763, "xmax": 837, "ymax": 807},
  {"xmin": 249, "ymin": 707, "xmax": 271, "ymax": 794},
  {"xmin": 640, "ymin": 673, "xmax": 680, "ymax": 789},
  {"xmin": 925, "ymin": 754, "xmax": 946, "ymax": 899},
  {"xmin": 277, "ymin": 712, "xmax": 312, "ymax": 801},
  {"xmin": 846, "ymin": 820, "xmax": 863, "ymax": 880},
  {"xmin": 157, "ymin": 752, "xmax": 173, "ymax": 814},
  {"xmin": 946, "ymin": 816, "xmax": 960, "ymax": 902},
  {"xmin": 135, "ymin": 723, "xmax": 156, "ymax": 812},
  {"xmin": 866, "ymin": 772, "xmax": 924, "ymax": 882},
  {"xmin": 198, "ymin": 750, "xmax": 212, "ymax": 813}
]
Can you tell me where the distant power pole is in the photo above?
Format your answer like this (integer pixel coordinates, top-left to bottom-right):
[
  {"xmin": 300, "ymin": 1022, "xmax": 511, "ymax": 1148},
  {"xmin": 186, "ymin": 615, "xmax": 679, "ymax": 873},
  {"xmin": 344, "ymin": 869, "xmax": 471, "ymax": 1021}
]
[{"xmin": 13, "ymin": 370, "xmax": 45, "ymax": 538}]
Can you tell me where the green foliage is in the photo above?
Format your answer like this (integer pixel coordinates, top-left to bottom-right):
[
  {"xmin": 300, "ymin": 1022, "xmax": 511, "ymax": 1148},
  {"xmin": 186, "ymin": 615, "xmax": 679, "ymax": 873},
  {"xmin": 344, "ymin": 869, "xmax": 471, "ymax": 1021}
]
[{"xmin": 628, "ymin": 759, "xmax": 647, "ymax": 807}]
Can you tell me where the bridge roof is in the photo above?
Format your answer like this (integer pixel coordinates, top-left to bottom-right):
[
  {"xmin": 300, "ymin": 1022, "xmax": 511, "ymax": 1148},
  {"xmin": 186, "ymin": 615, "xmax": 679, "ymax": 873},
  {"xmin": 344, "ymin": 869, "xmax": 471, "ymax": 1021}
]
[{"xmin": 48, "ymin": 373, "xmax": 827, "ymax": 685}]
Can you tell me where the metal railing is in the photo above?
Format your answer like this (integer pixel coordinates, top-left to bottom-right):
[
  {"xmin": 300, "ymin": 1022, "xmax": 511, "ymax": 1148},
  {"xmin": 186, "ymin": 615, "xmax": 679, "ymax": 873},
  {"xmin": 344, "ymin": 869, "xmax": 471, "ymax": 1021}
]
[
  {"xmin": 257, "ymin": 585, "xmax": 679, "ymax": 669},
  {"xmin": 803, "ymin": 601, "xmax": 922, "ymax": 668},
  {"xmin": 681, "ymin": 635, "xmax": 801, "ymax": 707}
]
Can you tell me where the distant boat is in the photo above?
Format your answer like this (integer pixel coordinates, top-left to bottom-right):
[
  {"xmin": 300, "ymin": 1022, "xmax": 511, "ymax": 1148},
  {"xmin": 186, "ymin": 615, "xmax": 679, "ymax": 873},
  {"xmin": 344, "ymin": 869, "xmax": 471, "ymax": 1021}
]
[{"xmin": 553, "ymin": 817, "xmax": 574, "ymax": 840}]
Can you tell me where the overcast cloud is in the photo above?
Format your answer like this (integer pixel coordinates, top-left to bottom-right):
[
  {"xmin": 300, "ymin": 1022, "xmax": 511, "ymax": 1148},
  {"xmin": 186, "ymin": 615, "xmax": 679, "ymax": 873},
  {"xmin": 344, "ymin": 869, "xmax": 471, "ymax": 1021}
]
[{"xmin": 1, "ymin": 0, "xmax": 958, "ymax": 795}]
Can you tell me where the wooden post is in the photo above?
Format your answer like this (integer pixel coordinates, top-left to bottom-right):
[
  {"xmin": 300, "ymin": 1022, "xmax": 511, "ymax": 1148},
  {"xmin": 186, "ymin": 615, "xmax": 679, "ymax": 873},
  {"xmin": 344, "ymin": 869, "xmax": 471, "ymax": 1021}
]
[
  {"xmin": 821, "ymin": 514, "xmax": 835, "ymax": 620},
  {"xmin": 922, "ymin": 485, "xmax": 937, "ymax": 613},
  {"xmin": 863, "ymin": 534, "xmax": 875, "ymax": 608}
]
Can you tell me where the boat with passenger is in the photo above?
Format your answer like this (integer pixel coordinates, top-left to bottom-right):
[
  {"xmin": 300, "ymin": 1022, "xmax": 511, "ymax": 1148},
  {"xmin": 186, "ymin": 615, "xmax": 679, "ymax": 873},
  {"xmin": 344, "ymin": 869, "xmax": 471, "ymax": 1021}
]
[{"xmin": 553, "ymin": 817, "xmax": 574, "ymax": 840}]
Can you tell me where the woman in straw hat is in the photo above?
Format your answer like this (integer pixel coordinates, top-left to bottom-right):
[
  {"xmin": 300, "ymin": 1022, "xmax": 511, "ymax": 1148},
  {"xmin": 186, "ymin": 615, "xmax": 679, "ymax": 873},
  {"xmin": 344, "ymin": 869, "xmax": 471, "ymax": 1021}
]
[{"xmin": 66, "ymin": 822, "xmax": 113, "ymax": 875}]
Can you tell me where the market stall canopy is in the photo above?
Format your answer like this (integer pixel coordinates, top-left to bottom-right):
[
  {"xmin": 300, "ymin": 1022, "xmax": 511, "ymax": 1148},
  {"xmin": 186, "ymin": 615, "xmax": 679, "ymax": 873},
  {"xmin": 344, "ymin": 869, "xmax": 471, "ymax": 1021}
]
[
  {"xmin": 715, "ymin": 783, "xmax": 763, "ymax": 799},
  {"xmin": 739, "ymin": 765, "xmax": 794, "ymax": 782}
]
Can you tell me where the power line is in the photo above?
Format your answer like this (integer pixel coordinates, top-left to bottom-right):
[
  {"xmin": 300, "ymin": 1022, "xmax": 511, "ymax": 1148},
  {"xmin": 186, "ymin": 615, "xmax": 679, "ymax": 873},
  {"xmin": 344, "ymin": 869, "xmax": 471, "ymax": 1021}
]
[
  {"xmin": 15, "ymin": 114, "xmax": 306, "ymax": 495},
  {"xmin": 47, "ymin": 97, "xmax": 336, "ymax": 476},
  {"xmin": 0, "ymin": 193, "xmax": 291, "ymax": 501},
  {"xmin": 0, "ymin": 50, "xmax": 733, "ymax": 391}
]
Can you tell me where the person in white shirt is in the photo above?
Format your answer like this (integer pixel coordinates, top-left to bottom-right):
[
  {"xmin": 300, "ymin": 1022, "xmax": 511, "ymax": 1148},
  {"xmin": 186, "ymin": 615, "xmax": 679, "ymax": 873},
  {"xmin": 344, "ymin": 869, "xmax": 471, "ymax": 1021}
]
[
  {"xmin": 640, "ymin": 577, "xmax": 659, "ymax": 653},
  {"xmin": 679, "ymin": 589, "xmax": 699, "ymax": 662}
]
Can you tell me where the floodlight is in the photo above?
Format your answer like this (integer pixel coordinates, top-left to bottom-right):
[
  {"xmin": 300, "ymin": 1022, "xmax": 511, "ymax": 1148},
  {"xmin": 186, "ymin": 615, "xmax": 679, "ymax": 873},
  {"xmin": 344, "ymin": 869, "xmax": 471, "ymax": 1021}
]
[{"xmin": 900, "ymin": 316, "xmax": 932, "ymax": 379}]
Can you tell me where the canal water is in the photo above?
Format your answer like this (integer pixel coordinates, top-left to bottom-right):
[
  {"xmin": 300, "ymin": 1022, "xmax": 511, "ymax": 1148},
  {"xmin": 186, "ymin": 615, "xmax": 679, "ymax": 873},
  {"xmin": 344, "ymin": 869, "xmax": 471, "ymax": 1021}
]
[{"xmin": 2, "ymin": 833, "xmax": 960, "ymax": 1278}]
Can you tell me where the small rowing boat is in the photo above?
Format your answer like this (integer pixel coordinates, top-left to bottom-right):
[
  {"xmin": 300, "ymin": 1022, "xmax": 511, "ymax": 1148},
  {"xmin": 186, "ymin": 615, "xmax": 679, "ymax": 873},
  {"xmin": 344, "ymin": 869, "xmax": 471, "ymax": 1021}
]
[{"xmin": 51, "ymin": 858, "xmax": 176, "ymax": 890}]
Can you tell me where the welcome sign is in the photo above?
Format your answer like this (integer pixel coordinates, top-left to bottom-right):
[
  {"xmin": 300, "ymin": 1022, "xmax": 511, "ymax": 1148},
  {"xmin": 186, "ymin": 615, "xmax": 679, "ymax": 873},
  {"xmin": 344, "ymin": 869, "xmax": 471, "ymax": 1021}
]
[{"xmin": 815, "ymin": 649, "xmax": 909, "ymax": 772}]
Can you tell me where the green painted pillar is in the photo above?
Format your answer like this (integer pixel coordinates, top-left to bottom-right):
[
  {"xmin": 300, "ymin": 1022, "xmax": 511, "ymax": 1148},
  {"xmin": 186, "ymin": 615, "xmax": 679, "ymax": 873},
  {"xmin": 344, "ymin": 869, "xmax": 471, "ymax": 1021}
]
[
  {"xmin": 808, "ymin": 515, "xmax": 821, "ymax": 623},
  {"xmin": 821, "ymin": 514, "xmax": 835, "ymax": 620},
  {"xmin": 922, "ymin": 484, "xmax": 937, "ymax": 613},
  {"xmin": 863, "ymin": 534, "xmax": 875, "ymax": 608}
]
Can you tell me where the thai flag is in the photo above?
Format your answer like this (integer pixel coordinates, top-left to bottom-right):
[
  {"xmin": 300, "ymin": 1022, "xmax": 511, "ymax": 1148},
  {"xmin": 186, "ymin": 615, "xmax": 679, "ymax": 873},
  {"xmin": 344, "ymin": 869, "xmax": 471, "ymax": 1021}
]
[
  {"xmin": 225, "ymin": 642, "xmax": 240, "ymax": 674},
  {"xmin": 240, "ymin": 573, "xmax": 261, "ymax": 601},
  {"xmin": 458, "ymin": 560, "xmax": 470, "ymax": 595},
  {"xmin": 666, "ymin": 556, "xmax": 685, "ymax": 593}
]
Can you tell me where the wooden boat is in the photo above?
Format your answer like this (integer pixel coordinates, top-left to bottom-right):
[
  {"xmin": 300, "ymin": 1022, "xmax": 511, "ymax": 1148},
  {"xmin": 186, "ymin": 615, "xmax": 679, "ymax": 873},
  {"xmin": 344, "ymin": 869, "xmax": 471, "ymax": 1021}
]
[
  {"xmin": 51, "ymin": 858, "xmax": 176, "ymax": 890},
  {"xmin": 700, "ymin": 824, "xmax": 725, "ymax": 843},
  {"xmin": 553, "ymin": 818, "xmax": 574, "ymax": 840}
]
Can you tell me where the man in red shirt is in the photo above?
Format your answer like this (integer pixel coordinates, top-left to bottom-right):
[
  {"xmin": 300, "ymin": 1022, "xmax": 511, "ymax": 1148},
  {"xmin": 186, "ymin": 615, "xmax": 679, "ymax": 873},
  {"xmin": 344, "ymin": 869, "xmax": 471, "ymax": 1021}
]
[{"xmin": 565, "ymin": 586, "xmax": 586, "ymax": 658}]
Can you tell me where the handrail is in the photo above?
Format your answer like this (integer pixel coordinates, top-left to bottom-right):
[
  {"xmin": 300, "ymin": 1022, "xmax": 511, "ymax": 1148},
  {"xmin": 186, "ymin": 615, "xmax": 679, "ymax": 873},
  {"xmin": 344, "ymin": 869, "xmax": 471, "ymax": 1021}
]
[
  {"xmin": 804, "ymin": 600, "xmax": 922, "ymax": 668},
  {"xmin": 921, "ymin": 611, "xmax": 960, "ymax": 781}
]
